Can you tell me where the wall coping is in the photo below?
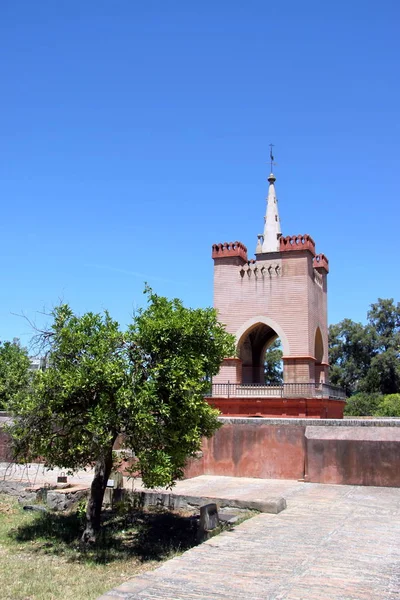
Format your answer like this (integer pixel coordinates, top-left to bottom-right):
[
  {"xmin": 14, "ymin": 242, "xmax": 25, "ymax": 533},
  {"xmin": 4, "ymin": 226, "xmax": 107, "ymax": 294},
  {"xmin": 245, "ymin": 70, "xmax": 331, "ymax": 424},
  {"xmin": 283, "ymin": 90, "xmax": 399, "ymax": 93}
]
[
  {"xmin": 219, "ymin": 417, "xmax": 400, "ymax": 427},
  {"xmin": 4, "ymin": 414, "xmax": 399, "ymax": 429}
]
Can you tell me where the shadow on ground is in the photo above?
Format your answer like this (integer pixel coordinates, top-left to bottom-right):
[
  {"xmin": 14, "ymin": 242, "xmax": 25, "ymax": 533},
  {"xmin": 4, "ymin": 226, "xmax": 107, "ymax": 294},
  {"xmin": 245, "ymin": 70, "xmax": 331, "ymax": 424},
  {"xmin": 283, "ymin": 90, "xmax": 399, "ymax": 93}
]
[{"xmin": 9, "ymin": 507, "xmax": 198, "ymax": 565}]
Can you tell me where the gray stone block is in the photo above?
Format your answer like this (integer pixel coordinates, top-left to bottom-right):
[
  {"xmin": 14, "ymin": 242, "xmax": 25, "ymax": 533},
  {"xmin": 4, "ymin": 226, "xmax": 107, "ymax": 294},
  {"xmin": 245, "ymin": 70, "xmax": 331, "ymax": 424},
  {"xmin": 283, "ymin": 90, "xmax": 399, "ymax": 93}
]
[
  {"xmin": 128, "ymin": 489, "xmax": 286, "ymax": 515},
  {"xmin": 199, "ymin": 503, "xmax": 219, "ymax": 531},
  {"xmin": 46, "ymin": 488, "xmax": 88, "ymax": 511},
  {"xmin": 0, "ymin": 480, "xmax": 26, "ymax": 496},
  {"xmin": 17, "ymin": 492, "xmax": 37, "ymax": 505}
]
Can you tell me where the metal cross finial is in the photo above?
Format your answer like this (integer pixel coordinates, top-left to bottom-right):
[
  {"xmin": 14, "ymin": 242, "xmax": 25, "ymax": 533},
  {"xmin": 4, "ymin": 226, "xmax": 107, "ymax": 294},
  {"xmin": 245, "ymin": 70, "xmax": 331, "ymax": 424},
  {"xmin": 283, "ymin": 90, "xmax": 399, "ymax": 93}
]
[{"xmin": 269, "ymin": 143, "xmax": 275, "ymax": 172}]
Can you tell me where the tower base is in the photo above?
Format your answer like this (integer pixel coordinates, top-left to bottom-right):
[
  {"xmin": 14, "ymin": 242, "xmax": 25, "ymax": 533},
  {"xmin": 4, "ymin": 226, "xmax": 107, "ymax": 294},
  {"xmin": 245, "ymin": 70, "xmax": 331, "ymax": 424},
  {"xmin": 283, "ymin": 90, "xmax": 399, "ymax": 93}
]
[{"xmin": 206, "ymin": 396, "xmax": 345, "ymax": 419}]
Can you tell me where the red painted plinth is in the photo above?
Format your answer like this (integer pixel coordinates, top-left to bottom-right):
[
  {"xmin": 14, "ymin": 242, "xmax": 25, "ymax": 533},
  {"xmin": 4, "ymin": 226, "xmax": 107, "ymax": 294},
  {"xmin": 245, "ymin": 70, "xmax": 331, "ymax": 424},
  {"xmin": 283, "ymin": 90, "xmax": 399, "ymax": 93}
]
[{"xmin": 206, "ymin": 396, "xmax": 345, "ymax": 419}]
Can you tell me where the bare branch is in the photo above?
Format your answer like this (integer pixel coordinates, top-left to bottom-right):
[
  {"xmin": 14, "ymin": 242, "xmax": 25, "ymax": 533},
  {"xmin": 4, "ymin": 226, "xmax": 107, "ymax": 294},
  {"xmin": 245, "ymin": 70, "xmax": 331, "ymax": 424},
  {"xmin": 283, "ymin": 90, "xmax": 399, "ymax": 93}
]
[{"xmin": 11, "ymin": 310, "xmax": 54, "ymax": 355}]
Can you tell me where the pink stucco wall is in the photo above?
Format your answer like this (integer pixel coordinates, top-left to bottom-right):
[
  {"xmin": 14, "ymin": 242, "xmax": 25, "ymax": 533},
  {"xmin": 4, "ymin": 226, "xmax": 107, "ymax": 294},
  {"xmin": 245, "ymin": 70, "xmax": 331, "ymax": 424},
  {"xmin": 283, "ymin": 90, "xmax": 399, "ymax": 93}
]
[
  {"xmin": 305, "ymin": 425, "xmax": 400, "ymax": 486},
  {"xmin": 184, "ymin": 418, "xmax": 400, "ymax": 488}
]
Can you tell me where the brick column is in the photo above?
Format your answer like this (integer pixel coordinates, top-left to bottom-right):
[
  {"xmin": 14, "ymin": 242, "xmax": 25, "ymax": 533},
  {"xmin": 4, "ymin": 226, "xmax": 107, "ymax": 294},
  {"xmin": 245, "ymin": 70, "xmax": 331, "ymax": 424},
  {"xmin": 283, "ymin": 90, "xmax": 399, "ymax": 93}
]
[
  {"xmin": 213, "ymin": 358, "xmax": 242, "ymax": 385},
  {"xmin": 283, "ymin": 357, "xmax": 316, "ymax": 383},
  {"xmin": 315, "ymin": 363, "xmax": 329, "ymax": 384}
]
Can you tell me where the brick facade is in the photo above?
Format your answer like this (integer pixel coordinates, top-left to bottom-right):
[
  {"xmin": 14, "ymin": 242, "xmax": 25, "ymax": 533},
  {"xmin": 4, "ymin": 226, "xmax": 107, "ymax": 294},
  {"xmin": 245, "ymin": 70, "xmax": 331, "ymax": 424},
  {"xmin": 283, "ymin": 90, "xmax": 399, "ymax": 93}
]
[{"xmin": 212, "ymin": 238, "xmax": 329, "ymax": 385}]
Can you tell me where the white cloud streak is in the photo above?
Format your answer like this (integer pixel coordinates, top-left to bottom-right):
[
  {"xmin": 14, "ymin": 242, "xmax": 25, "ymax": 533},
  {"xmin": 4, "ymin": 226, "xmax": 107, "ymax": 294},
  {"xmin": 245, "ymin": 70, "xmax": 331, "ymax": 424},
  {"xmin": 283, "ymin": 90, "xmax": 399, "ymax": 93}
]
[{"xmin": 85, "ymin": 263, "xmax": 188, "ymax": 286}]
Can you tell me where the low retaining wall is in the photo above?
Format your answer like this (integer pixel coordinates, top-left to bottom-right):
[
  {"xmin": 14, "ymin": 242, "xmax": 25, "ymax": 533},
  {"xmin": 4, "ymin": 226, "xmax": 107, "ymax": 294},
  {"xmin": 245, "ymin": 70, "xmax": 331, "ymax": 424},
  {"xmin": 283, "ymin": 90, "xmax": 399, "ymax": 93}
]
[
  {"xmin": 186, "ymin": 420, "xmax": 306, "ymax": 479},
  {"xmin": 3, "ymin": 413, "xmax": 400, "ymax": 488},
  {"xmin": 305, "ymin": 425, "xmax": 400, "ymax": 486},
  {"xmin": 130, "ymin": 490, "xmax": 286, "ymax": 514},
  {"xmin": 184, "ymin": 417, "xmax": 400, "ymax": 487}
]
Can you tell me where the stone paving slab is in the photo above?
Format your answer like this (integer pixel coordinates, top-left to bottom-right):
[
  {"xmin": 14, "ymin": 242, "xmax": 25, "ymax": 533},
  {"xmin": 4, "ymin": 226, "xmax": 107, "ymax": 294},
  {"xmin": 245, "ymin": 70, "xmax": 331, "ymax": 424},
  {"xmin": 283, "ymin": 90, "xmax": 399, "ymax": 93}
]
[
  {"xmin": 0, "ymin": 465, "xmax": 288, "ymax": 513},
  {"xmin": 0, "ymin": 464, "xmax": 301, "ymax": 501},
  {"xmin": 99, "ymin": 480, "xmax": 400, "ymax": 600},
  {"xmin": 135, "ymin": 490, "xmax": 286, "ymax": 514}
]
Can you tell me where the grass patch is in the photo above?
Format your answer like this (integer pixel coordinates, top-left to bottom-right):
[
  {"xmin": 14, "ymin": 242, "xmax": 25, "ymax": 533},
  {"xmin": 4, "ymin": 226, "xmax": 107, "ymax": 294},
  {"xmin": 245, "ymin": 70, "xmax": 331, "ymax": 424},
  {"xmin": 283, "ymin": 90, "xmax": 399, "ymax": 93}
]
[{"xmin": 0, "ymin": 493, "xmax": 198, "ymax": 600}]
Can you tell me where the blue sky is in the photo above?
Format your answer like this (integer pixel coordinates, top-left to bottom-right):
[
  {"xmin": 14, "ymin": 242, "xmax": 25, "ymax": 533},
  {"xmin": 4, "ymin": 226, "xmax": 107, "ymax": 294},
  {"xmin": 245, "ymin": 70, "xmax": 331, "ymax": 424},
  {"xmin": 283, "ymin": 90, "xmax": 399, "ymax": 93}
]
[{"xmin": 1, "ymin": 1, "xmax": 399, "ymax": 344}]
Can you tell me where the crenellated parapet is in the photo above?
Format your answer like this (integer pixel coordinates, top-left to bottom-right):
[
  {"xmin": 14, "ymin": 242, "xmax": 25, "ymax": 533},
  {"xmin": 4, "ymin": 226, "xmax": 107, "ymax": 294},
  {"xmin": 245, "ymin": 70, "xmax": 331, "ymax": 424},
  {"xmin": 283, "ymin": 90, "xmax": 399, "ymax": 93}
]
[
  {"xmin": 212, "ymin": 241, "xmax": 248, "ymax": 262},
  {"xmin": 313, "ymin": 253, "xmax": 329, "ymax": 273},
  {"xmin": 279, "ymin": 234, "xmax": 316, "ymax": 256}
]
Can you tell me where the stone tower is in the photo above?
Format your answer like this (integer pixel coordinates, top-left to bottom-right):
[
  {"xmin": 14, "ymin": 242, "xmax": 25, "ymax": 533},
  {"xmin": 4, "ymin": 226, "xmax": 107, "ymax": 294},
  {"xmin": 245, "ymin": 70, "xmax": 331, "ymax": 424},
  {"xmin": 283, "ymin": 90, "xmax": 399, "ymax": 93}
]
[{"xmin": 209, "ymin": 169, "xmax": 344, "ymax": 418}]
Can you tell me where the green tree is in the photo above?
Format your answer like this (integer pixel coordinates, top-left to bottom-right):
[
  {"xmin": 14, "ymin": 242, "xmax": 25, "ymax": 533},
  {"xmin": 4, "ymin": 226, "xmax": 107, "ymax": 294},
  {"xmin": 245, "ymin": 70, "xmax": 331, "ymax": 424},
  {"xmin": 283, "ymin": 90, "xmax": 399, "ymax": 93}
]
[
  {"xmin": 0, "ymin": 339, "xmax": 30, "ymax": 410},
  {"xmin": 328, "ymin": 319, "xmax": 376, "ymax": 396},
  {"xmin": 7, "ymin": 290, "xmax": 234, "ymax": 543},
  {"xmin": 363, "ymin": 299, "xmax": 400, "ymax": 394},
  {"xmin": 264, "ymin": 339, "xmax": 283, "ymax": 385},
  {"xmin": 368, "ymin": 298, "xmax": 400, "ymax": 352},
  {"xmin": 329, "ymin": 298, "xmax": 400, "ymax": 397},
  {"xmin": 361, "ymin": 349, "xmax": 400, "ymax": 395}
]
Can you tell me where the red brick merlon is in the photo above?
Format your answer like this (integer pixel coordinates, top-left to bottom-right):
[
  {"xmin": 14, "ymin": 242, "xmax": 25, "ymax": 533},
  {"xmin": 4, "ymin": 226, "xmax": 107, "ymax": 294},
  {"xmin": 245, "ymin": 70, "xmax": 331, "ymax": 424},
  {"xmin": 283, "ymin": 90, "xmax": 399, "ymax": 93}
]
[
  {"xmin": 212, "ymin": 241, "xmax": 248, "ymax": 262},
  {"xmin": 279, "ymin": 234, "xmax": 316, "ymax": 255},
  {"xmin": 313, "ymin": 253, "xmax": 329, "ymax": 273}
]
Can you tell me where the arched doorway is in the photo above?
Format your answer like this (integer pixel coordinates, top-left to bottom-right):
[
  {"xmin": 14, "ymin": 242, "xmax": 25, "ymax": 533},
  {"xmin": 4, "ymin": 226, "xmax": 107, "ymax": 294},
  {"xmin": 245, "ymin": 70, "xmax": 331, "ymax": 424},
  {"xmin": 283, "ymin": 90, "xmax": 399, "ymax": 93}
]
[
  {"xmin": 238, "ymin": 323, "xmax": 281, "ymax": 384},
  {"xmin": 314, "ymin": 327, "xmax": 325, "ymax": 384},
  {"xmin": 264, "ymin": 338, "xmax": 283, "ymax": 385},
  {"xmin": 314, "ymin": 327, "xmax": 324, "ymax": 363}
]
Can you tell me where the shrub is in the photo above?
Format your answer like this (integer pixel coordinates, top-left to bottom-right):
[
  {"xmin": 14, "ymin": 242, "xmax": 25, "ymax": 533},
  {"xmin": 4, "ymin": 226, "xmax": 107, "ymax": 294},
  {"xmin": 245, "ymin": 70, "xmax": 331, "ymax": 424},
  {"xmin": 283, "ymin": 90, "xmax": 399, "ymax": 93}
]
[
  {"xmin": 374, "ymin": 394, "xmax": 400, "ymax": 417},
  {"xmin": 344, "ymin": 392, "xmax": 382, "ymax": 417}
]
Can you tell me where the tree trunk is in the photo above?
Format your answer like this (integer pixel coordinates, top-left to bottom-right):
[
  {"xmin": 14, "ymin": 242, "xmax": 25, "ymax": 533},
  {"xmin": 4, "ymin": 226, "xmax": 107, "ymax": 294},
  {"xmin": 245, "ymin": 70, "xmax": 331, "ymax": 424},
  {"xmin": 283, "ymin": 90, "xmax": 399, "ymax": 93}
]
[{"xmin": 81, "ymin": 444, "xmax": 114, "ymax": 544}]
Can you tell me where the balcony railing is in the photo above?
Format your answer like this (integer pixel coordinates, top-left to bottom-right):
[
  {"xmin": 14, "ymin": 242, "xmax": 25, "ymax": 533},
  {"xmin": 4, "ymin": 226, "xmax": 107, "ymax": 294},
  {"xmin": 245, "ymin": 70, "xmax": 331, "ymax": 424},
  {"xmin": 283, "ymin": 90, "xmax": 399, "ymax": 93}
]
[{"xmin": 206, "ymin": 382, "xmax": 346, "ymax": 401}]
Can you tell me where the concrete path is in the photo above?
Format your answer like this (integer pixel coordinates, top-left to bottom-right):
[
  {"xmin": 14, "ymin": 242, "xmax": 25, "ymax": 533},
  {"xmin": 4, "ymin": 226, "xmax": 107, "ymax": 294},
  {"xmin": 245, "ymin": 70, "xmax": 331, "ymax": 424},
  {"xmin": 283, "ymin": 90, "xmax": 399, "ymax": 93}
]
[
  {"xmin": 99, "ymin": 478, "xmax": 400, "ymax": 600},
  {"xmin": 2, "ymin": 464, "xmax": 400, "ymax": 598}
]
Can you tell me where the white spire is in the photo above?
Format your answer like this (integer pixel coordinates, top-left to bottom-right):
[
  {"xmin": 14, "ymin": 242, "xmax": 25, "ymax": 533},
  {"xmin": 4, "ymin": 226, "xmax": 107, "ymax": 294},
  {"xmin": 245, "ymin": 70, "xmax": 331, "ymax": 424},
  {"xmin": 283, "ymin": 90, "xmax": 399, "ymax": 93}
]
[{"xmin": 256, "ymin": 172, "xmax": 281, "ymax": 253}]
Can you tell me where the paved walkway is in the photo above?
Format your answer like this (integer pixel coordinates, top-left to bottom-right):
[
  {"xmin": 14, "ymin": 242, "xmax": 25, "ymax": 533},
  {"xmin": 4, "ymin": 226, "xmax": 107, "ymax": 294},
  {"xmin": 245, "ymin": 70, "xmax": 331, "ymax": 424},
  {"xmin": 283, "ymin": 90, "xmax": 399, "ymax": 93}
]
[
  {"xmin": 2, "ymin": 464, "xmax": 400, "ymax": 598},
  {"xmin": 99, "ymin": 478, "xmax": 400, "ymax": 600}
]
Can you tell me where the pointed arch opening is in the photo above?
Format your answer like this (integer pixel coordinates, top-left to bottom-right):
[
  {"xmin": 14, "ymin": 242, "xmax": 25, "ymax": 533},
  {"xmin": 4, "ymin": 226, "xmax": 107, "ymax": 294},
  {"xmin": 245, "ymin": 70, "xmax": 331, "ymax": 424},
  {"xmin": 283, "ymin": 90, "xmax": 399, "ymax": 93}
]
[
  {"xmin": 237, "ymin": 323, "xmax": 282, "ymax": 385},
  {"xmin": 314, "ymin": 327, "xmax": 324, "ymax": 364}
]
